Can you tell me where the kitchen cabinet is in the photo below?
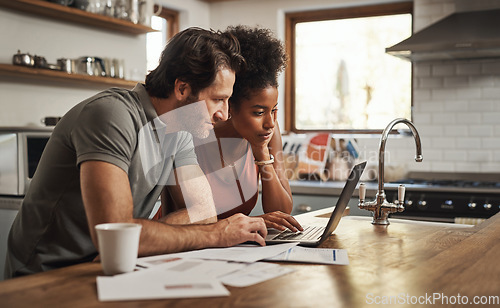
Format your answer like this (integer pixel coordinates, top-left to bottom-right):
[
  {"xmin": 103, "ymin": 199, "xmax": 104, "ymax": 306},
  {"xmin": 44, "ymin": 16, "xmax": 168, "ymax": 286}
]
[{"xmin": 0, "ymin": 0, "xmax": 156, "ymax": 35}]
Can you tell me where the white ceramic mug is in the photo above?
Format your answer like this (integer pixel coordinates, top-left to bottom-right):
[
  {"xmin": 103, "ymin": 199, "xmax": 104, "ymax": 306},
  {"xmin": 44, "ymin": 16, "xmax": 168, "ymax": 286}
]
[{"xmin": 95, "ymin": 223, "xmax": 142, "ymax": 275}]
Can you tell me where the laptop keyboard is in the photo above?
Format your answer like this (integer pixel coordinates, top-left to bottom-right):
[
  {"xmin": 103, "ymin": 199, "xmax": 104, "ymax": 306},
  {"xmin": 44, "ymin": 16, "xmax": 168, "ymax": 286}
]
[{"xmin": 273, "ymin": 225, "xmax": 325, "ymax": 241}]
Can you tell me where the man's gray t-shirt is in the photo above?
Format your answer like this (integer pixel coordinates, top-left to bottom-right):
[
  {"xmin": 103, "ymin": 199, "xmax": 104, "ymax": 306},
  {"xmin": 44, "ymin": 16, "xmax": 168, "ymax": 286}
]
[{"xmin": 5, "ymin": 84, "xmax": 198, "ymax": 278}]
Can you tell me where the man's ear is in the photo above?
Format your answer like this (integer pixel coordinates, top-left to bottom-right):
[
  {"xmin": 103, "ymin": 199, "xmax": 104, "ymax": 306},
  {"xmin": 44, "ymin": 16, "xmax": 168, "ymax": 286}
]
[{"xmin": 173, "ymin": 79, "xmax": 192, "ymax": 101}]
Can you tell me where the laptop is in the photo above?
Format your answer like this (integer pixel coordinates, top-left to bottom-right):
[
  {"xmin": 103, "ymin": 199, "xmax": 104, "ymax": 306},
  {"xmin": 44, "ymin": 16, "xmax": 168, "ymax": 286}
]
[{"xmin": 265, "ymin": 160, "xmax": 366, "ymax": 247}]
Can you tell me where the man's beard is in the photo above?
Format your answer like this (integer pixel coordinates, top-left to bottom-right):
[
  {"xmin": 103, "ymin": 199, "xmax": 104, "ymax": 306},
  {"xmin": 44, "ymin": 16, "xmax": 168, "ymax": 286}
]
[{"xmin": 179, "ymin": 93, "xmax": 212, "ymax": 139}]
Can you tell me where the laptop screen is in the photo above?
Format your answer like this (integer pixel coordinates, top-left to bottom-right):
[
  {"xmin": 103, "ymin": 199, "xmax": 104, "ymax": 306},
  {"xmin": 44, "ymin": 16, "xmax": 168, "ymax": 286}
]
[{"xmin": 319, "ymin": 160, "xmax": 366, "ymax": 240}]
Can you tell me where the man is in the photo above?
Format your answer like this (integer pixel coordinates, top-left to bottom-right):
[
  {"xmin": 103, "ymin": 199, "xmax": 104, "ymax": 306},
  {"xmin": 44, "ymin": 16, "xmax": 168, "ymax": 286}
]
[{"xmin": 5, "ymin": 27, "xmax": 267, "ymax": 279}]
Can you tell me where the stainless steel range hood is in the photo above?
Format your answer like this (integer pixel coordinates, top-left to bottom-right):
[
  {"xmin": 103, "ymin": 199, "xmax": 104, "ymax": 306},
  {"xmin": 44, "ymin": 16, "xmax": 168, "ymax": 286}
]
[{"xmin": 386, "ymin": 9, "xmax": 500, "ymax": 61}]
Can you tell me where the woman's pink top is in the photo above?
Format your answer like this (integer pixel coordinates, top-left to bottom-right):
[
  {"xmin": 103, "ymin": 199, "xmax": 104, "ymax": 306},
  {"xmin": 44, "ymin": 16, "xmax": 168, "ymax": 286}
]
[{"xmin": 195, "ymin": 138, "xmax": 259, "ymax": 219}]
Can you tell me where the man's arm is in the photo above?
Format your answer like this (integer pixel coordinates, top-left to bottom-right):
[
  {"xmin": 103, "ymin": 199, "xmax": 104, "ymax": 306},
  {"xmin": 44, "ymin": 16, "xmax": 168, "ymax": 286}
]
[
  {"xmin": 159, "ymin": 165, "xmax": 217, "ymax": 225},
  {"xmin": 80, "ymin": 161, "xmax": 267, "ymax": 257}
]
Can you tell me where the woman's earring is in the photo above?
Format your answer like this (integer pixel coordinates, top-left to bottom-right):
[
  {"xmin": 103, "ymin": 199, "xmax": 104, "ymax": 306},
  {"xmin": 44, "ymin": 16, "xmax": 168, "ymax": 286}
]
[{"xmin": 228, "ymin": 113, "xmax": 232, "ymax": 120}]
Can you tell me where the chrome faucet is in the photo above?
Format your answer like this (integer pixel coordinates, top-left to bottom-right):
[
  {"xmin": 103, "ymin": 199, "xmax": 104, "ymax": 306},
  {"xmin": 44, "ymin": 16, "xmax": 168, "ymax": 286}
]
[{"xmin": 358, "ymin": 118, "xmax": 423, "ymax": 225}]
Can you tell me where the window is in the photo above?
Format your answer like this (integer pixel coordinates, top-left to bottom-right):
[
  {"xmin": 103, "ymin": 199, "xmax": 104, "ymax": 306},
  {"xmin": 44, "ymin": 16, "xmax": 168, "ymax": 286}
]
[
  {"xmin": 285, "ymin": 3, "xmax": 413, "ymax": 133},
  {"xmin": 146, "ymin": 6, "xmax": 179, "ymax": 72}
]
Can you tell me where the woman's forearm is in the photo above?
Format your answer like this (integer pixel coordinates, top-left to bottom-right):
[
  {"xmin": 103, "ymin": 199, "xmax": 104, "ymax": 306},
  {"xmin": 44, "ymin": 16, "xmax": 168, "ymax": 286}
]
[{"xmin": 259, "ymin": 163, "xmax": 293, "ymax": 214}]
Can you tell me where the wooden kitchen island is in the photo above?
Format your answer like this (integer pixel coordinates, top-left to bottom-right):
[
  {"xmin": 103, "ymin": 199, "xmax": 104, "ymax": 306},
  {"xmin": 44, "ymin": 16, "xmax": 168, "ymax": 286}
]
[{"xmin": 1, "ymin": 210, "xmax": 499, "ymax": 307}]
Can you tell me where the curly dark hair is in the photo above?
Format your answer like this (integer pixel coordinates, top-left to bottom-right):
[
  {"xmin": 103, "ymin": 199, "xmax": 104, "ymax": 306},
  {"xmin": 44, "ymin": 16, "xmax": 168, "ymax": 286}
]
[
  {"xmin": 225, "ymin": 25, "xmax": 288, "ymax": 110},
  {"xmin": 145, "ymin": 27, "xmax": 245, "ymax": 98}
]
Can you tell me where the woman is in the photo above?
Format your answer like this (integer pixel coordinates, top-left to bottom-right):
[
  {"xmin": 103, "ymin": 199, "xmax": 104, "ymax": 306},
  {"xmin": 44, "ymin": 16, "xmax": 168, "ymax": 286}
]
[{"xmin": 162, "ymin": 25, "xmax": 302, "ymax": 232}]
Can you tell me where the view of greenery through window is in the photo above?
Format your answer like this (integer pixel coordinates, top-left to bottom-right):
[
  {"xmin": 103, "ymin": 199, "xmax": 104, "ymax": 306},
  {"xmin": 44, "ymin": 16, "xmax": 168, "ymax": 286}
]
[{"xmin": 294, "ymin": 13, "xmax": 412, "ymax": 131}]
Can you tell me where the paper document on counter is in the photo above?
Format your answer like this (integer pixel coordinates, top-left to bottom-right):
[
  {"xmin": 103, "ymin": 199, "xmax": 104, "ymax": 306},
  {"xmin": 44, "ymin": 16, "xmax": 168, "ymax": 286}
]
[
  {"xmin": 97, "ymin": 257, "xmax": 296, "ymax": 301},
  {"xmin": 97, "ymin": 259, "xmax": 230, "ymax": 301},
  {"xmin": 265, "ymin": 246, "xmax": 349, "ymax": 265},
  {"xmin": 136, "ymin": 257, "xmax": 247, "ymax": 278},
  {"xmin": 137, "ymin": 242, "xmax": 299, "ymax": 265},
  {"xmin": 219, "ymin": 262, "xmax": 295, "ymax": 287}
]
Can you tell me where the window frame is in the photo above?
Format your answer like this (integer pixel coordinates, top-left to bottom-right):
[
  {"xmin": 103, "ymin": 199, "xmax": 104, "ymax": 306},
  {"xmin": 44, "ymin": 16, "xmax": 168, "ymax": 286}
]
[
  {"xmin": 153, "ymin": 4, "xmax": 179, "ymax": 40},
  {"xmin": 284, "ymin": 2, "xmax": 413, "ymax": 134}
]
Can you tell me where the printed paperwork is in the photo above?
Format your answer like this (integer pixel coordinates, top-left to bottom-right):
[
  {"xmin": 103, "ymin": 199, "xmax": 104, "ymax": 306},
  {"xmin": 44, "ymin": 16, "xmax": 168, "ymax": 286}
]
[
  {"xmin": 97, "ymin": 258, "xmax": 295, "ymax": 301},
  {"xmin": 265, "ymin": 246, "xmax": 349, "ymax": 265},
  {"xmin": 137, "ymin": 242, "xmax": 299, "ymax": 265},
  {"xmin": 219, "ymin": 262, "xmax": 295, "ymax": 287},
  {"xmin": 97, "ymin": 259, "xmax": 230, "ymax": 301},
  {"xmin": 96, "ymin": 243, "xmax": 349, "ymax": 301}
]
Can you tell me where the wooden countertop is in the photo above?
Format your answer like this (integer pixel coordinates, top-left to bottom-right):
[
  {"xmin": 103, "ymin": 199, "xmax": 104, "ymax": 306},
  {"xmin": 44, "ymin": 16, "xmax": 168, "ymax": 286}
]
[{"xmin": 1, "ymin": 211, "xmax": 498, "ymax": 307}]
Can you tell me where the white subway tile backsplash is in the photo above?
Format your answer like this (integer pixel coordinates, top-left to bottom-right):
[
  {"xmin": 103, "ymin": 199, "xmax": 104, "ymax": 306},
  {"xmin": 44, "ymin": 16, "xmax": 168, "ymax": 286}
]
[
  {"xmin": 413, "ymin": 89, "xmax": 431, "ymax": 101},
  {"xmin": 443, "ymin": 76, "xmax": 469, "ymax": 87},
  {"xmin": 416, "ymin": 100, "xmax": 444, "ymax": 113},
  {"xmin": 456, "ymin": 113, "xmax": 481, "ymax": 124},
  {"xmin": 446, "ymin": 150, "xmax": 468, "ymax": 162},
  {"xmin": 468, "ymin": 150, "xmax": 492, "ymax": 162},
  {"xmin": 432, "ymin": 88, "xmax": 457, "ymax": 100},
  {"xmin": 469, "ymin": 75, "xmax": 495, "ymax": 87},
  {"xmin": 419, "ymin": 77, "xmax": 444, "ymax": 88},
  {"xmin": 419, "ymin": 138, "xmax": 433, "ymax": 151},
  {"xmin": 413, "ymin": 113, "xmax": 432, "ymax": 124},
  {"xmin": 493, "ymin": 150, "xmax": 500, "ymax": 161},
  {"xmin": 495, "ymin": 125, "xmax": 500, "ymax": 135},
  {"xmin": 432, "ymin": 63, "xmax": 456, "ymax": 76},
  {"xmin": 457, "ymin": 63, "xmax": 482, "ymax": 76},
  {"xmin": 416, "ymin": 0, "xmax": 435, "ymax": 5},
  {"xmin": 454, "ymin": 162, "xmax": 481, "ymax": 172},
  {"xmin": 413, "ymin": 17, "xmax": 433, "ymax": 32},
  {"xmin": 444, "ymin": 125, "xmax": 468, "ymax": 136},
  {"xmin": 416, "ymin": 125, "xmax": 444, "ymax": 137},
  {"xmin": 410, "ymin": 0, "xmax": 500, "ymax": 174},
  {"xmin": 442, "ymin": 2, "xmax": 455, "ymax": 15},
  {"xmin": 481, "ymin": 87, "xmax": 500, "ymax": 99},
  {"xmin": 431, "ymin": 137, "xmax": 456, "ymax": 149},
  {"xmin": 431, "ymin": 161, "xmax": 455, "ymax": 172},
  {"xmin": 414, "ymin": 64, "xmax": 431, "ymax": 77},
  {"xmin": 469, "ymin": 100, "xmax": 496, "ymax": 112},
  {"xmin": 456, "ymin": 137, "xmax": 481, "ymax": 149},
  {"xmin": 479, "ymin": 163, "xmax": 500, "ymax": 173},
  {"xmin": 481, "ymin": 61, "xmax": 500, "ymax": 74},
  {"xmin": 481, "ymin": 138, "xmax": 500, "ymax": 149},
  {"xmin": 444, "ymin": 100, "xmax": 468, "ymax": 111},
  {"xmin": 468, "ymin": 125, "xmax": 493, "ymax": 137},
  {"xmin": 482, "ymin": 112, "xmax": 500, "ymax": 124},
  {"xmin": 420, "ymin": 148, "xmax": 444, "ymax": 161},
  {"xmin": 431, "ymin": 113, "xmax": 456, "ymax": 124},
  {"xmin": 417, "ymin": 3, "xmax": 447, "ymax": 17},
  {"xmin": 456, "ymin": 88, "xmax": 482, "ymax": 99}
]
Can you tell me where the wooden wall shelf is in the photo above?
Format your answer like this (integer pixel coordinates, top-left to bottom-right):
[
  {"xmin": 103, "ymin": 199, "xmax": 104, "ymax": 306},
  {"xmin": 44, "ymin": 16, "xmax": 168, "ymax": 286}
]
[
  {"xmin": 0, "ymin": 63, "xmax": 140, "ymax": 88},
  {"xmin": 0, "ymin": 0, "xmax": 157, "ymax": 35}
]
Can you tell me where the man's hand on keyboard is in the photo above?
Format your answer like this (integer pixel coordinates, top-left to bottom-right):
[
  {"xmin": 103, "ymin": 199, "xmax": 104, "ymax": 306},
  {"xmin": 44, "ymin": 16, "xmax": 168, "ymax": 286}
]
[{"xmin": 258, "ymin": 211, "xmax": 304, "ymax": 233}]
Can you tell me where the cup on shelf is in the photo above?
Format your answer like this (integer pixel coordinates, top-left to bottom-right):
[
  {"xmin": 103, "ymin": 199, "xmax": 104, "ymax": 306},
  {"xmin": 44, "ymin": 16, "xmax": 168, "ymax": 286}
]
[
  {"xmin": 49, "ymin": 0, "xmax": 75, "ymax": 6},
  {"xmin": 73, "ymin": 0, "xmax": 89, "ymax": 11},
  {"xmin": 103, "ymin": 0, "xmax": 116, "ymax": 17},
  {"xmin": 41, "ymin": 116, "xmax": 62, "ymax": 126},
  {"xmin": 57, "ymin": 58, "xmax": 76, "ymax": 74},
  {"xmin": 114, "ymin": 0, "xmax": 129, "ymax": 20},
  {"xmin": 112, "ymin": 58, "xmax": 125, "ymax": 79},
  {"xmin": 86, "ymin": 0, "xmax": 106, "ymax": 14}
]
